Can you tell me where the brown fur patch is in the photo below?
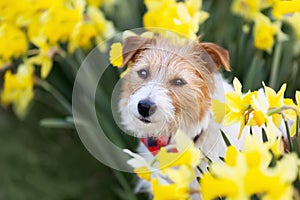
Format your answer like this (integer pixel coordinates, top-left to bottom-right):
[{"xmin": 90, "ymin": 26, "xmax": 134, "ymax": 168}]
[{"xmin": 119, "ymin": 35, "xmax": 229, "ymax": 137}]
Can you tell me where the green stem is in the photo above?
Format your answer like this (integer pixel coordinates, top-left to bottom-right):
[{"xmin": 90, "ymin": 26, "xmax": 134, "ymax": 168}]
[
  {"xmin": 35, "ymin": 77, "xmax": 72, "ymax": 114},
  {"xmin": 284, "ymin": 120, "xmax": 293, "ymax": 152},
  {"xmin": 244, "ymin": 51, "xmax": 261, "ymax": 91},
  {"xmin": 113, "ymin": 171, "xmax": 138, "ymax": 200},
  {"xmin": 267, "ymin": 106, "xmax": 297, "ymax": 116},
  {"xmin": 269, "ymin": 42, "xmax": 283, "ymax": 88}
]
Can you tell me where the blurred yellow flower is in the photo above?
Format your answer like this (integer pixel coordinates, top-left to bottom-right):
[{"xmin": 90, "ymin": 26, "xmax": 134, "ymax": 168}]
[
  {"xmin": 87, "ymin": 0, "xmax": 104, "ymax": 7},
  {"xmin": 296, "ymin": 91, "xmax": 300, "ymax": 114},
  {"xmin": 133, "ymin": 166, "xmax": 152, "ymax": 182},
  {"xmin": 285, "ymin": 12, "xmax": 300, "ymax": 39},
  {"xmin": 267, "ymin": 136, "xmax": 284, "ymax": 158},
  {"xmin": 200, "ymin": 134, "xmax": 298, "ymax": 200},
  {"xmin": 284, "ymin": 12, "xmax": 300, "ymax": 54},
  {"xmin": 123, "ymin": 148, "xmax": 155, "ymax": 181},
  {"xmin": 87, "ymin": 0, "xmax": 114, "ymax": 7},
  {"xmin": 254, "ymin": 14, "xmax": 277, "ymax": 52},
  {"xmin": 1, "ymin": 63, "xmax": 34, "ymax": 119},
  {"xmin": 151, "ymin": 179, "xmax": 187, "ymax": 200},
  {"xmin": 143, "ymin": 0, "xmax": 209, "ymax": 39},
  {"xmin": 87, "ymin": 6, "xmax": 115, "ymax": 45},
  {"xmin": 152, "ymin": 165, "xmax": 195, "ymax": 200},
  {"xmin": 272, "ymin": 0, "xmax": 300, "ymax": 19},
  {"xmin": 68, "ymin": 22, "xmax": 98, "ymax": 53},
  {"xmin": 0, "ymin": 24, "xmax": 27, "ymax": 62},
  {"xmin": 200, "ymin": 172, "xmax": 238, "ymax": 200},
  {"xmin": 157, "ymin": 130, "xmax": 203, "ymax": 170},
  {"xmin": 40, "ymin": 2, "xmax": 82, "ymax": 45},
  {"xmin": 211, "ymin": 98, "xmax": 228, "ymax": 124},
  {"xmin": 109, "ymin": 42, "xmax": 123, "ymax": 68},
  {"xmin": 231, "ymin": 0, "xmax": 261, "ymax": 19},
  {"xmin": 28, "ymin": 37, "xmax": 55, "ymax": 79},
  {"xmin": 260, "ymin": 0, "xmax": 275, "ymax": 9},
  {"xmin": 0, "ymin": 0, "xmax": 32, "ymax": 25}
]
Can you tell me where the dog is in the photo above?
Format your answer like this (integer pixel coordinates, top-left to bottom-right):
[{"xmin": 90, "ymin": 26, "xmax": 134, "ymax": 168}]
[{"xmin": 118, "ymin": 34, "xmax": 245, "ymax": 164}]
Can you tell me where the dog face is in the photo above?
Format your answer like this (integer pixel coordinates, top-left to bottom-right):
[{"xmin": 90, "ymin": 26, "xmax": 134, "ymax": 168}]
[{"xmin": 119, "ymin": 35, "xmax": 230, "ymax": 143}]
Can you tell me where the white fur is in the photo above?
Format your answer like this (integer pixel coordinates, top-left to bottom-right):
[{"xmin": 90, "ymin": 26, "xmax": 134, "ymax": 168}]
[{"xmin": 121, "ymin": 82, "xmax": 175, "ymax": 137}]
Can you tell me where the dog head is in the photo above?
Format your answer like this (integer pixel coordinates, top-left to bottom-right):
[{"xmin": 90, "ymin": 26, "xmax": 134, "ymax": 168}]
[{"xmin": 118, "ymin": 35, "xmax": 230, "ymax": 146}]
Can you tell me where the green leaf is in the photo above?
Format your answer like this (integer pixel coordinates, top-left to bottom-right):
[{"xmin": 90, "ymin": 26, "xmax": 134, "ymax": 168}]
[
  {"xmin": 284, "ymin": 120, "xmax": 293, "ymax": 151},
  {"xmin": 219, "ymin": 156, "xmax": 225, "ymax": 161},
  {"xmin": 40, "ymin": 118, "xmax": 74, "ymax": 129},
  {"xmin": 268, "ymin": 150, "xmax": 276, "ymax": 168},
  {"xmin": 197, "ymin": 166, "xmax": 204, "ymax": 174},
  {"xmin": 220, "ymin": 130, "xmax": 232, "ymax": 147},
  {"xmin": 261, "ymin": 128, "xmax": 269, "ymax": 143}
]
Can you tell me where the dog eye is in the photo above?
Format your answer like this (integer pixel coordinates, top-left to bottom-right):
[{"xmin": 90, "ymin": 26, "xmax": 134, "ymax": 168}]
[
  {"xmin": 171, "ymin": 78, "xmax": 187, "ymax": 86},
  {"xmin": 137, "ymin": 69, "xmax": 149, "ymax": 79}
]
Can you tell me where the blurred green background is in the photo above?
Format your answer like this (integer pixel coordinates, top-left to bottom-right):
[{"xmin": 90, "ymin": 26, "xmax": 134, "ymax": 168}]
[{"xmin": 1, "ymin": 0, "xmax": 300, "ymax": 199}]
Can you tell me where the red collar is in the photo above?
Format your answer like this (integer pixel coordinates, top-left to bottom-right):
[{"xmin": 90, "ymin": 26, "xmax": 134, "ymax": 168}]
[
  {"xmin": 141, "ymin": 131, "xmax": 203, "ymax": 155},
  {"xmin": 141, "ymin": 136, "xmax": 170, "ymax": 155}
]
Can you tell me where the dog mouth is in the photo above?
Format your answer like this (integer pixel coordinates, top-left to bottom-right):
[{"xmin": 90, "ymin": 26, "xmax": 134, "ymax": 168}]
[
  {"xmin": 141, "ymin": 136, "xmax": 171, "ymax": 155},
  {"xmin": 139, "ymin": 117, "xmax": 151, "ymax": 124}
]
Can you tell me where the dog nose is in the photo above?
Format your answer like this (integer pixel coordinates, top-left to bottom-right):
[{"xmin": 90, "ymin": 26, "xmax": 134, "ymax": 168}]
[{"xmin": 138, "ymin": 99, "xmax": 156, "ymax": 117}]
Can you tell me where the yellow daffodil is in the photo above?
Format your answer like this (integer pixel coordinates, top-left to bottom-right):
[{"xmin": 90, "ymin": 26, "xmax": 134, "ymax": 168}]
[
  {"xmin": 250, "ymin": 83, "xmax": 288, "ymax": 140},
  {"xmin": 211, "ymin": 98, "xmax": 228, "ymax": 124},
  {"xmin": 267, "ymin": 135, "xmax": 284, "ymax": 158},
  {"xmin": 283, "ymin": 12, "xmax": 300, "ymax": 54},
  {"xmin": 28, "ymin": 37, "xmax": 56, "ymax": 79},
  {"xmin": 86, "ymin": 0, "xmax": 115, "ymax": 7},
  {"xmin": 109, "ymin": 43, "xmax": 123, "ymax": 68},
  {"xmin": 143, "ymin": 0, "xmax": 209, "ymax": 39},
  {"xmin": 200, "ymin": 172, "xmax": 238, "ymax": 200},
  {"xmin": 272, "ymin": 0, "xmax": 300, "ymax": 19},
  {"xmin": 152, "ymin": 165, "xmax": 195, "ymax": 200},
  {"xmin": 200, "ymin": 134, "xmax": 298, "ymax": 200},
  {"xmin": 87, "ymin": 6, "xmax": 115, "ymax": 44},
  {"xmin": 157, "ymin": 130, "xmax": 203, "ymax": 170},
  {"xmin": 68, "ymin": 22, "xmax": 98, "ymax": 53},
  {"xmin": 285, "ymin": 12, "xmax": 300, "ymax": 40},
  {"xmin": 283, "ymin": 98, "xmax": 297, "ymax": 119},
  {"xmin": 213, "ymin": 78, "xmax": 253, "ymax": 138},
  {"xmin": 253, "ymin": 14, "xmax": 277, "ymax": 52},
  {"xmin": 231, "ymin": 0, "xmax": 261, "ymax": 20},
  {"xmin": 0, "ymin": 0, "xmax": 54, "ymax": 26},
  {"xmin": 40, "ymin": 2, "xmax": 82, "ymax": 45},
  {"xmin": 259, "ymin": 0, "xmax": 274, "ymax": 9},
  {"xmin": 263, "ymin": 82, "xmax": 286, "ymax": 127},
  {"xmin": 151, "ymin": 178, "xmax": 188, "ymax": 200},
  {"xmin": 87, "ymin": 0, "xmax": 104, "ymax": 7},
  {"xmin": 123, "ymin": 149, "xmax": 155, "ymax": 181},
  {"xmin": 250, "ymin": 90, "xmax": 277, "ymax": 138},
  {"xmin": 296, "ymin": 91, "xmax": 300, "ymax": 115},
  {"xmin": 282, "ymin": 91, "xmax": 300, "ymax": 137},
  {"xmin": 0, "ymin": 24, "xmax": 27, "ymax": 62},
  {"xmin": 1, "ymin": 63, "xmax": 34, "ymax": 119}
]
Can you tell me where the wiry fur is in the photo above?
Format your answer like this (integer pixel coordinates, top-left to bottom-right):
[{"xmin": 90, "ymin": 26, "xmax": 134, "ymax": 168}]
[{"xmin": 119, "ymin": 35, "xmax": 233, "ymax": 160}]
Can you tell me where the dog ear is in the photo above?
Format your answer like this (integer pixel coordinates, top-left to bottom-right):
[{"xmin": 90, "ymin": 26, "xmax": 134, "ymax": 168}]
[
  {"xmin": 201, "ymin": 42, "xmax": 231, "ymax": 72},
  {"xmin": 121, "ymin": 36, "xmax": 149, "ymax": 68}
]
